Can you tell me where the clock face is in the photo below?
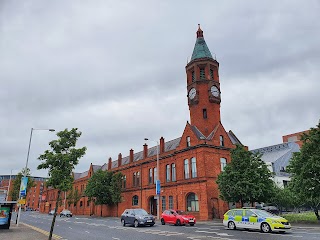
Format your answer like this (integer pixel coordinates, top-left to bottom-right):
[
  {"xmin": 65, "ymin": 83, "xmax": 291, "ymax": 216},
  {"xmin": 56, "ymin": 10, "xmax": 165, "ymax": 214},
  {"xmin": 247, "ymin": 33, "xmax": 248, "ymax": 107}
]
[
  {"xmin": 188, "ymin": 88, "xmax": 196, "ymax": 100},
  {"xmin": 211, "ymin": 86, "xmax": 220, "ymax": 97}
]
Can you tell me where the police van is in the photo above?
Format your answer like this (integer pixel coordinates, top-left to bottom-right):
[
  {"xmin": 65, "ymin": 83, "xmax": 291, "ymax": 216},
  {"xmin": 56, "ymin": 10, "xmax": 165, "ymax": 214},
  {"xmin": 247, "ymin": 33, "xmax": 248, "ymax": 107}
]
[{"xmin": 223, "ymin": 208, "xmax": 291, "ymax": 233}]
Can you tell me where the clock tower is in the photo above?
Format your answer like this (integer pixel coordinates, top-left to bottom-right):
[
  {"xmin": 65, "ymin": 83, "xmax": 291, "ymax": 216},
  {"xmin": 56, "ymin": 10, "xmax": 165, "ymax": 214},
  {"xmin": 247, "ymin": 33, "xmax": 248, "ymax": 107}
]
[{"xmin": 186, "ymin": 25, "xmax": 221, "ymax": 136}]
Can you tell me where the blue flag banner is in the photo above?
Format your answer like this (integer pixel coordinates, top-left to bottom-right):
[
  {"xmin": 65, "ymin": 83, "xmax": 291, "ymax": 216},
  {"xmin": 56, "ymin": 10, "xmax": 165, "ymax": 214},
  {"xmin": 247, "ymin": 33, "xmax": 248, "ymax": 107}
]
[
  {"xmin": 20, "ymin": 177, "xmax": 28, "ymax": 197},
  {"xmin": 156, "ymin": 180, "xmax": 161, "ymax": 195}
]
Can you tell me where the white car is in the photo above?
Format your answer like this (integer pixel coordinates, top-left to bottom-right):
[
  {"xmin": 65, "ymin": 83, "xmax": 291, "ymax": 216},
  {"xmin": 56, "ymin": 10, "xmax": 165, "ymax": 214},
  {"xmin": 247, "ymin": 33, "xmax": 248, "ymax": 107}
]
[{"xmin": 60, "ymin": 209, "xmax": 73, "ymax": 217}]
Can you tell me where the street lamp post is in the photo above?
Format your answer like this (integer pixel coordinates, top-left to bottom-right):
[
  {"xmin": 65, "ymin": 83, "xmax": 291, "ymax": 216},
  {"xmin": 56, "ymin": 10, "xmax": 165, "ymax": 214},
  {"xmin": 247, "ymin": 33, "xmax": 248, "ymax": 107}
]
[
  {"xmin": 144, "ymin": 138, "xmax": 160, "ymax": 220},
  {"xmin": 6, "ymin": 169, "xmax": 15, "ymax": 201},
  {"xmin": 17, "ymin": 128, "xmax": 55, "ymax": 226}
]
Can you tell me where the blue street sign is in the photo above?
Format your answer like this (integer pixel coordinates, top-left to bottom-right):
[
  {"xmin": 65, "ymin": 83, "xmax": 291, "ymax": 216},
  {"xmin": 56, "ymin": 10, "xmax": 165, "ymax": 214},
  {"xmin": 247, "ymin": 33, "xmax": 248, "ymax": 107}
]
[{"xmin": 156, "ymin": 180, "xmax": 161, "ymax": 195}]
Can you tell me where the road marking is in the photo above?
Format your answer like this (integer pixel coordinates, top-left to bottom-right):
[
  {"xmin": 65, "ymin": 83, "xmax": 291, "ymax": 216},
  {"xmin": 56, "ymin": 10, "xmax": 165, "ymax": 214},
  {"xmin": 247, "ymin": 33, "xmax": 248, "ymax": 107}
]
[
  {"xmin": 112, "ymin": 238, "xmax": 120, "ymax": 240},
  {"xmin": 21, "ymin": 222, "xmax": 63, "ymax": 240},
  {"xmin": 85, "ymin": 230, "xmax": 90, "ymax": 233}
]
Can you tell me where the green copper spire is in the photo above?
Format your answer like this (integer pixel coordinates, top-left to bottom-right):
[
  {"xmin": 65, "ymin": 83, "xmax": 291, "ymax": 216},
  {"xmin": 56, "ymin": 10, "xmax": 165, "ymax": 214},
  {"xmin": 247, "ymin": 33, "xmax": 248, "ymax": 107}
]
[{"xmin": 191, "ymin": 24, "xmax": 213, "ymax": 61}]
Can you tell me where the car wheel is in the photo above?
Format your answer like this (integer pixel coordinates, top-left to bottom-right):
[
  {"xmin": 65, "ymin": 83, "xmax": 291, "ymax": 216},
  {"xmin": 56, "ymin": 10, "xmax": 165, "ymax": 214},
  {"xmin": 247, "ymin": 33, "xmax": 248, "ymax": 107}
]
[
  {"xmin": 59, "ymin": 215, "xmax": 62, "ymax": 217},
  {"xmin": 121, "ymin": 219, "xmax": 126, "ymax": 226},
  {"xmin": 261, "ymin": 222, "xmax": 271, "ymax": 233},
  {"xmin": 134, "ymin": 220, "xmax": 139, "ymax": 228},
  {"xmin": 228, "ymin": 221, "xmax": 236, "ymax": 230},
  {"xmin": 190, "ymin": 224, "xmax": 194, "ymax": 226},
  {"xmin": 176, "ymin": 219, "xmax": 181, "ymax": 226},
  {"xmin": 161, "ymin": 218, "xmax": 165, "ymax": 225}
]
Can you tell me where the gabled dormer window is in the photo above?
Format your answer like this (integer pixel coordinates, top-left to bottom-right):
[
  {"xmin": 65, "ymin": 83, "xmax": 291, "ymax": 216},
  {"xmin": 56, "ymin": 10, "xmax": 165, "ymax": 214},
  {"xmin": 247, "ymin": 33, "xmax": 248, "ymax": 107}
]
[
  {"xmin": 220, "ymin": 135, "xmax": 224, "ymax": 146},
  {"xmin": 186, "ymin": 136, "xmax": 191, "ymax": 147}
]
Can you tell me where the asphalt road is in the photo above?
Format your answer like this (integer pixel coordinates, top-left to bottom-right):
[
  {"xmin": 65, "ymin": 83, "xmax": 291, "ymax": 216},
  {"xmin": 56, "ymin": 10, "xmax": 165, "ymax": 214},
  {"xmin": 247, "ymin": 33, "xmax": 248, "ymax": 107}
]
[{"xmin": 15, "ymin": 211, "xmax": 320, "ymax": 240}]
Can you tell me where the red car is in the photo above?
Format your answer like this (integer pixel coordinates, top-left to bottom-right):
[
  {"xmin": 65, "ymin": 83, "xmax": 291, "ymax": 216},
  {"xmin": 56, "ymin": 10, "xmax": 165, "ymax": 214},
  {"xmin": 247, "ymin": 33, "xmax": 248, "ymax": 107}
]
[{"xmin": 161, "ymin": 209, "xmax": 196, "ymax": 226}]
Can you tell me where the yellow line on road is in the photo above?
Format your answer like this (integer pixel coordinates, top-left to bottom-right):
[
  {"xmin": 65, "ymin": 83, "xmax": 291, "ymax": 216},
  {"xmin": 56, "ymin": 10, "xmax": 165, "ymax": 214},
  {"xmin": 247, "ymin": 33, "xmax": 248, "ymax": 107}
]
[{"xmin": 21, "ymin": 222, "xmax": 62, "ymax": 239}]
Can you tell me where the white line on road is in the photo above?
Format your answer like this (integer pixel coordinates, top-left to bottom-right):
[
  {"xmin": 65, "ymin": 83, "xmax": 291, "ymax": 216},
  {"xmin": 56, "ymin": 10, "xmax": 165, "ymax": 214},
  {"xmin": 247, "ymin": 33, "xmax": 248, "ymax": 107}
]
[{"xmin": 85, "ymin": 230, "xmax": 90, "ymax": 234}]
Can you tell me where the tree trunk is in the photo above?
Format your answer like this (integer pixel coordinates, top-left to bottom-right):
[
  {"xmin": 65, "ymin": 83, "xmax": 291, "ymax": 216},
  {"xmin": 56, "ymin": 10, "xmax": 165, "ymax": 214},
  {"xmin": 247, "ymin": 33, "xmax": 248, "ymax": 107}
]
[
  {"xmin": 49, "ymin": 190, "xmax": 61, "ymax": 240},
  {"xmin": 314, "ymin": 208, "xmax": 320, "ymax": 220}
]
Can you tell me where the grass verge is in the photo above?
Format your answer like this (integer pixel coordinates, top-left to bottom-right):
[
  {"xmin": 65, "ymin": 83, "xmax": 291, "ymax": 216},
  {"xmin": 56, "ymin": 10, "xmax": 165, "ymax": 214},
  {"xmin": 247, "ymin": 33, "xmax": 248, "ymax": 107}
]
[{"xmin": 281, "ymin": 211, "xmax": 319, "ymax": 224}]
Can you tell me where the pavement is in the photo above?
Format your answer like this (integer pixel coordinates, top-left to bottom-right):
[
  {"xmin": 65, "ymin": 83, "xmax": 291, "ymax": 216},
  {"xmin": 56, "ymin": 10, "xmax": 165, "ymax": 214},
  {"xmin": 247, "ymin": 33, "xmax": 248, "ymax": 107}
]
[{"xmin": 0, "ymin": 222, "xmax": 60, "ymax": 240}]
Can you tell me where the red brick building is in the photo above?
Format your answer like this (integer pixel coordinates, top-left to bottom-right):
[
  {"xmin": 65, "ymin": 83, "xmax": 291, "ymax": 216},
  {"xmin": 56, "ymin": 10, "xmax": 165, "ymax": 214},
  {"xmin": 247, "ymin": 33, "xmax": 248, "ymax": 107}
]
[
  {"xmin": 40, "ymin": 26, "xmax": 243, "ymax": 220},
  {"xmin": 282, "ymin": 130, "xmax": 310, "ymax": 147},
  {"xmin": 0, "ymin": 175, "xmax": 46, "ymax": 210}
]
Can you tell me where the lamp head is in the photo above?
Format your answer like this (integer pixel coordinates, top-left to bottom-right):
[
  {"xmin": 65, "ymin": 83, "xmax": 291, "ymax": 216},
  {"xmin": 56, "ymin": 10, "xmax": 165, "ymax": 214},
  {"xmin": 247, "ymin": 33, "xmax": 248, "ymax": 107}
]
[
  {"xmin": 49, "ymin": 129, "xmax": 55, "ymax": 132},
  {"xmin": 144, "ymin": 138, "xmax": 149, "ymax": 141}
]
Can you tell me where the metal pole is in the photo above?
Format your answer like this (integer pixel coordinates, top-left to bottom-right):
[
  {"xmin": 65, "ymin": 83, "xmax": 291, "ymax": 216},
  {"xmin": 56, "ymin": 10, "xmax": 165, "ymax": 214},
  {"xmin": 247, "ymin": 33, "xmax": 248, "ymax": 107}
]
[
  {"xmin": 156, "ymin": 141, "xmax": 160, "ymax": 220},
  {"xmin": 6, "ymin": 170, "xmax": 13, "ymax": 201},
  {"xmin": 17, "ymin": 128, "xmax": 33, "ymax": 226},
  {"xmin": 17, "ymin": 128, "xmax": 55, "ymax": 226},
  {"xmin": 144, "ymin": 138, "xmax": 161, "ymax": 220}
]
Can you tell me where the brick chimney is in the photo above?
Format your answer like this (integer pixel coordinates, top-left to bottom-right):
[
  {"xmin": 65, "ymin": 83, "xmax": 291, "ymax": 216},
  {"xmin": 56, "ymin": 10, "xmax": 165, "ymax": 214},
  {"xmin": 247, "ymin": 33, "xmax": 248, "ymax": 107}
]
[
  {"xmin": 143, "ymin": 144, "xmax": 148, "ymax": 159},
  {"xmin": 108, "ymin": 157, "xmax": 112, "ymax": 170},
  {"xmin": 118, "ymin": 153, "xmax": 122, "ymax": 167},
  {"xmin": 130, "ymin": 149, "xmax": 134, "ymax": 163},
  {"xmin": 160, "ymin": 137, "xmax": 165, "ymax": 154}
]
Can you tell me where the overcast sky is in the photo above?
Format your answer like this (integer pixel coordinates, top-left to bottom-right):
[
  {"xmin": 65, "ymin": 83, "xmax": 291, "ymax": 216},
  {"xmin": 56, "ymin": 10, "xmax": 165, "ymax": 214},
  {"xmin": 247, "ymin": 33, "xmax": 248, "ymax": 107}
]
[{"xmin": 1, "ymin": 0, "xmax": 319, "ymax": 177}]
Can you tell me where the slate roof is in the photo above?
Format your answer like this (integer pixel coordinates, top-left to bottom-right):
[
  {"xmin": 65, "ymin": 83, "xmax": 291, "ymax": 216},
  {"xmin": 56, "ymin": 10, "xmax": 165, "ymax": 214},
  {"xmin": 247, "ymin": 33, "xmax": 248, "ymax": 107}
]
[
  {"xmin": 191, "ymin": 33, "xmax": 213, "ymax": 61},
  {"xmin": 73, "ymin": 171, "xmax": 89, "ymax": 180},
  {"xmin": 251, "ymin": 142, "xmax": 300, "ymax": 177},
  {"xmin": 92, "ymin": 165, "xmax": 101, "ymax": 173},
  {"xmin": 227, "ymin": 130, "xmax": 243, "ymax": 145}
]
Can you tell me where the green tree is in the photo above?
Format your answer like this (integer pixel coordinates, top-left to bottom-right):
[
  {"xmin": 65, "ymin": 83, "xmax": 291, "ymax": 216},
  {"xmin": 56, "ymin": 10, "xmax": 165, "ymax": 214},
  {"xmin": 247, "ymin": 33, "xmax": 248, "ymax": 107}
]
[
  {"xmin": 268, "ymin": 185, "xmax": 300, "ymax": 214},
  {"xmin": 216, "ymin": 145, "xmax": 274, "ymax": 206},
  {"xmin": 9, "ymin": 168, "xmax": 35, "ymax": 201},
  {"xmin": 66, "ymin": 188, "xmax": 82, "ymax": 210},
  {"xmin": 287, "ymin": 123, "xmax": 320, "ymax": 220},
  {"xmin": 37, "ymin": 128, "xmax": 86, "ymax": 240},
  {"xmin": 85, "ymin": 169, "xmax": 123, "ymax": 216}
]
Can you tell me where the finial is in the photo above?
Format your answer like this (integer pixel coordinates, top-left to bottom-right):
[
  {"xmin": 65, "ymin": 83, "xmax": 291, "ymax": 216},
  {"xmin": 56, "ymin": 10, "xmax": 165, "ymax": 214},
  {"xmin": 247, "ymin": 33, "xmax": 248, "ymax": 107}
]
[{"xmin": 196, "ymin": 24, "xmax": 203, "ymax": 38}]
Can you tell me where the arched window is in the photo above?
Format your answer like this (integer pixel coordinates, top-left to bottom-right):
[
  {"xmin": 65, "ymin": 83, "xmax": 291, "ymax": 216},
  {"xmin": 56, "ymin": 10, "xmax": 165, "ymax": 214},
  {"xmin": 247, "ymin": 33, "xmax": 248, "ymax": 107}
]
[
  {"xmin": 220, "ymin": 135, "xmax": 224, "ymax": 146},
  {"xmin": 166, "ymin": 164, "xmax": 171, "ymax": 182},
  {"xmin": 171, "ymin": 163, "xmax": 176, "ymax": 182},
  {"xmin": 153, "ymin": 167, "xmax": 157, "ymax": 184},
  {"xmin": 191, "ymin": 157, "xmax": 197, "ymax": 178},
  {"xmin": 132, "ymin": 195, "xmax": 139, "ymax": 206},
  {"xmin": 122, "ymin": 175, "xmax": 126, "ymax": 189},
  {"xmin": 186, "ymin": 193, "xmax": 199, "ymax": 212},
  {"xmin": 186, "ymin": 136, "xmax": 191, "ymax": 147},
  {"xmin": 149, "ymin": 168, "xmax": 153, "ymax": 184},
  {"xmin": 184, "ymin": 159, "xmax": 190, "ymax": 179},
  {"xmin": 220, "ymin": 158, "xmax": 227, "ymax": 171},
  {"xmin": 169, "ymin": 196, "xmax": 174, "ymax": 209}
]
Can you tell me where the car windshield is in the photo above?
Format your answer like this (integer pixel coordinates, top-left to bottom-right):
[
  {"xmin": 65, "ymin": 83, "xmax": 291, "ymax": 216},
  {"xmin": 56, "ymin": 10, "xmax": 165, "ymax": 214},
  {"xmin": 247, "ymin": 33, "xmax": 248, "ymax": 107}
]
[
  {"xmin": 176, "ymin": 210, "xmax": 185, "ymax": 215},
  {"xmin": 133, "ymin": 209, "xmax": 148, "ymax": 215},
  {"xmin": 63, "ymin": 210, "xmax": 71, "ymax": 213},
  {"xmin": 252, "ymin": 209, "xmax": 275, "ymax": 217}
]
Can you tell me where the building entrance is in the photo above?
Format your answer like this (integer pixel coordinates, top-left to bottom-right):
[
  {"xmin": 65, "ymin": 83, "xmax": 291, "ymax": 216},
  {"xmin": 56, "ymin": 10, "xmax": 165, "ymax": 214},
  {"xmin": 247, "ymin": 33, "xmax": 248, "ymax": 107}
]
[{"xmin": 148, "ymin": 196, "xmax": 157, "ymax": 216}]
